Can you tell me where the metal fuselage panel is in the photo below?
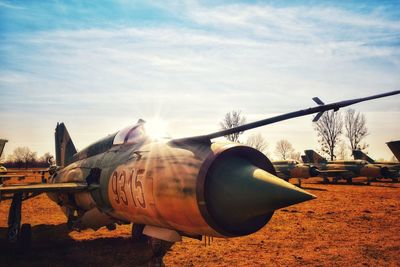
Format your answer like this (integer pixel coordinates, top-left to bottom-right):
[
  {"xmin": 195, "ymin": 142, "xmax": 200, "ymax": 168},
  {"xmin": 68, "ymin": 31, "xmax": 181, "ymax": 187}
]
[
  {"xmin": 105, "ymin": 142, "xmax": 215, "ymax": 236},
  {"xmin": 47, "ymin": 140, "xmax": 222, "ymax": 236},
  {"xmin": 313, "ymin": 161, "xmax": 381, "ymax": 178},
  {"xmin": 273, "ymin": 162, "xmax": 313, "ymax": 179}
]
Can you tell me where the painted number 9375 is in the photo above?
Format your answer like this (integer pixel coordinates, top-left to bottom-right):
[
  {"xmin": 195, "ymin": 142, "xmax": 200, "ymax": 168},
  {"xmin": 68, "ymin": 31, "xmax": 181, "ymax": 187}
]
[{"xmin": 110, "ymin": 169, "xmax": 146, "ymax": 209}]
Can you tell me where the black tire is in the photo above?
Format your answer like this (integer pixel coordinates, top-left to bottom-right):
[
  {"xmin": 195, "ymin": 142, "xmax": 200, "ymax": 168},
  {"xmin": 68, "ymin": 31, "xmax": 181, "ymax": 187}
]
[
  {"xmin": 18, "ymin": 224, "xmax": 32, "ymax": 251},
  {"xmin": 132, "ymin": 224, "xmax": 147, "ymax": 242},
  {"xmin": 148, "ymin": 237, "xmax": 174, "ymax": 266}
]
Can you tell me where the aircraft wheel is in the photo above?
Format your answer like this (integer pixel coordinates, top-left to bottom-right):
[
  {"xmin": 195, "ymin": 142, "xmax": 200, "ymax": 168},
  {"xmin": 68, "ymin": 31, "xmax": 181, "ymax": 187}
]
[
  {"xmin": 346, "ymin": 178, "xmax": 352, "ymax": 184},
  {"xmin": 148, "ymin": 237, "xmax": 174, "ymax": 267},
  {"xmin": 18, "ymin": 223, "xmax": 32, "ymax": 250},
  {"xmin": 132, "ymin": 224, "xmax": 146, "ymax": 242}
]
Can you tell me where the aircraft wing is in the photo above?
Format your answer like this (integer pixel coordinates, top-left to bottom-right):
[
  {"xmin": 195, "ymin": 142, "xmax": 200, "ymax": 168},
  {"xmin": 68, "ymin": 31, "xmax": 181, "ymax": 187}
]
[
  {"xmin": 0, "ymin": 169, "xmax": 48, "ymax": 174},
  {"xmin": 0, "ymin": 174, "xmax": 26, "ymax": 180},
  {"xmin": 0, "ymin": 182, "xmax": 94, "ymax": 200},
  {"xmin": 171, "ymin": 90, "xmax": 399, "ymax": 144}
]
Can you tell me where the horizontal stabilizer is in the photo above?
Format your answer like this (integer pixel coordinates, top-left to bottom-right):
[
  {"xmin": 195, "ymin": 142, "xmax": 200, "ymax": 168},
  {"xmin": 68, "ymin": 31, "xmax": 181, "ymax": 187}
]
[
  {"xmin": 312, "ymin": 97, "xmax": 325, "ymax": 106},
  {"xmin": 312, "ymin": 111, "xmax": 324, "ymax": 122}
]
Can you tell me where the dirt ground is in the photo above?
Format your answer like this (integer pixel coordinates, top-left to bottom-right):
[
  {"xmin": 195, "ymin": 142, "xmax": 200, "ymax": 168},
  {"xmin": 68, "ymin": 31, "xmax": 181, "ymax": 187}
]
[{"xmin": 0, "ymin": 174, "xmax": 399, "ymax": 267}]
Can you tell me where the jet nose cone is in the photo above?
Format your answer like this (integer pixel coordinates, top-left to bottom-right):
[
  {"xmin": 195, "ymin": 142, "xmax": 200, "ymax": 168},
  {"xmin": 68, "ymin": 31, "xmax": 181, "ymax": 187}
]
[
  {"xmin": 204, "ymin": 157, "xmax": 316, "ymax": 236},
  {"xmin": 252, "ymin": 168, "xmax": 316, "ymax": 210}
]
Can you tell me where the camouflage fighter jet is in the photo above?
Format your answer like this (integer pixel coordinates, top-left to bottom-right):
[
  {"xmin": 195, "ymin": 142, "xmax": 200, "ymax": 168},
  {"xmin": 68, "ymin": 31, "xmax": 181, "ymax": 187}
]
[
  {"xmin": 387, "ymin": 140, "xmax": 400, "ymax": 162},
  {"xmin": 304, "ymin": 149, "xmax": 388, "ymax": 184},
  {"xmin": 352, "ymin": 149, "xmax": 400, "ymax": 182},
  {"xmin": 0, "ymin": 90, "xmax": 398, "ymax": 263},
  {"xmin": 0, "ymin": 139, "xmax": 7, "ymax": 172},
  {"xmin": 272, "ymin": 160, "xmax": 319, "ymax": 187}
]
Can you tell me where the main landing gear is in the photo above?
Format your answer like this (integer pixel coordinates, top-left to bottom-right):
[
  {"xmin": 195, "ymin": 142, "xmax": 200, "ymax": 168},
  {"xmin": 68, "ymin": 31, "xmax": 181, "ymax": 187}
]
[
  {"xmin": 132, "ymin": 224, "xmax": 173, "ymax": 267},
  {"xmin": 7, "ymin": 193, "xmax": 32, "ymax": 250}
]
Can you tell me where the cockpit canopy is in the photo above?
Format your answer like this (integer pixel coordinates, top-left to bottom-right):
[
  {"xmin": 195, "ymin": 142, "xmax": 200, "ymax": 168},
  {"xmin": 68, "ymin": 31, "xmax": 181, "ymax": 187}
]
[
  {"xmin": 73, "ymin": 119, "xmax": 168, "ymax": 162},
  {"xmin": 113, "ymin": 120, "xmax": 148, "ymax": 145}
]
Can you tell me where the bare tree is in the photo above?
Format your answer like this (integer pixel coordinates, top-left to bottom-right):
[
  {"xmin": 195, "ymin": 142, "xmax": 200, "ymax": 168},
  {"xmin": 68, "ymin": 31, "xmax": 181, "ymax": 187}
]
[
  {"xmin": 290, "ymin": 151, "xmax": 301, "ymax": 161},
  {"xmin": 344, "ymin": 108, "xmax": 369, "ymax": 151},
  {"xmin": 39, "ymin": 152, "xmax": 54, "ymax": 163},
  {"xmin": 220, "ymin": 110, "xmax": 246, "ymax": 142},
  {"xmin": 337, "ymin": 141, "xmax": 348, "ymax": 160},
  {"xmin": 274, "ymin": 139, "xmax": 294, "ymax": 160},
  {"xmin": 246, "ymin": 133, "xmax": 269, "ymax": 155},
  {"xmin": 8, "ymin": 147, "xmax": 37, "ymax": 168},
  {"xmin": 314, "ymin": 111, "xmax": 343, "ymax": 161}
]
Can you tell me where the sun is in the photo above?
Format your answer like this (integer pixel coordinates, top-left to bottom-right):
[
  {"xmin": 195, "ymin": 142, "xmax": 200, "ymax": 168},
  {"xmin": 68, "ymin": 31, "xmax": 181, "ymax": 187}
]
[{"xmin": 145, "ymin": 117, "xmax": 170, "ymax": 140}]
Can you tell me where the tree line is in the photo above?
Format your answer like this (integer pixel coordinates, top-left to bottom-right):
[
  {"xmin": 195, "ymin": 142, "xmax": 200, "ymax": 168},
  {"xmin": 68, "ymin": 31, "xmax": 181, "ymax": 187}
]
[
  {"xmin": 220, "ymin": 108, "xmax": 369, "ymax": 161},
  {"xmin": 2, "ymin": 147, "xmax": 53, "ymax": 168}
]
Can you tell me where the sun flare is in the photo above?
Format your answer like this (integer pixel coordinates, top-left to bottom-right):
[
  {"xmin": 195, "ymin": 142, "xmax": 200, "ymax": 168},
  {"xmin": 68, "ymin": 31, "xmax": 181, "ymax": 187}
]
[{"xmin": 145, "ymin": 117, "xmax": 170, "ymax": 140}]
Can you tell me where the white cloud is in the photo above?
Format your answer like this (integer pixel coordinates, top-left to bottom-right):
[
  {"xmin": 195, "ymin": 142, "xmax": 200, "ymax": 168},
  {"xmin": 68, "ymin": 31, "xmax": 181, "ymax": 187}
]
[{"xmin": 0, "ymin": 1, "xmax": 25, "ymax": 10}]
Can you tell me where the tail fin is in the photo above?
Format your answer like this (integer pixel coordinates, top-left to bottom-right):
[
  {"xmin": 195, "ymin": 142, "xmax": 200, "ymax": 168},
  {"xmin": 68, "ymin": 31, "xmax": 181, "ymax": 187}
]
[
  {"xmin": 387, "ymin": 140, "xmax": 400, "ymax": 162},
  {"xmin": 301, "ymin": 155, "xmax": 310, "ymax": 163},
  {"xmin": 352, "ymin": 150, "xmax": 374, "ymax": 163},
  {"xmin": 55, "ymin": 123, "xmax": 77, "ymax": 167},
  {"xmin": 304, "ymin": 150, "xmax": 327, "ymax": 164},
  {"xmin": 0, "ymin": 139, "xmax": 7, "ymax": 158}
]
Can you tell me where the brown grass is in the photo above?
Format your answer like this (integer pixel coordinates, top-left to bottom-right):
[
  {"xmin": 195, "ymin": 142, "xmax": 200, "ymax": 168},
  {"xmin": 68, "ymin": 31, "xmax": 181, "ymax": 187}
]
[{"xmin": 0, "ymin": 175, "xmax": 399, "ymax": 266}]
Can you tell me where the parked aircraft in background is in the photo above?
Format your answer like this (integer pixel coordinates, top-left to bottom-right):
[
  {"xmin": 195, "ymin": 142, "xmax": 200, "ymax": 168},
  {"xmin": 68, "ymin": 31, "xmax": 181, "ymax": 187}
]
[
  {"xmin": 352, "ymin": 149, "xmax": 399, "ymax": 182},
  {"xmin": 303, "ymin": 150, "xmax": 388, "ymax": 184},
  {"xmin": 272, "ymin": 160, "xmax": 319, "ymax": 187}
]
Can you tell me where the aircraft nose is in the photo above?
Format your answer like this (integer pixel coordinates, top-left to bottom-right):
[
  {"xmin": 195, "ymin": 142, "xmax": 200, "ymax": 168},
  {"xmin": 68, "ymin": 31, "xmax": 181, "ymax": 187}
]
[{"xmin": 204, "ymin": 156, "xmax": 316, "ymax": 231}]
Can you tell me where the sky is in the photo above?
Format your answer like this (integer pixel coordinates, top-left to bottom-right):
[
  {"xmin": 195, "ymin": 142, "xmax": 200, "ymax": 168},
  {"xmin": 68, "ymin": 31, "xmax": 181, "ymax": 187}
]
[{"xmin": 0, "ymin": 0, "xmax": 399, "ymax": 161}]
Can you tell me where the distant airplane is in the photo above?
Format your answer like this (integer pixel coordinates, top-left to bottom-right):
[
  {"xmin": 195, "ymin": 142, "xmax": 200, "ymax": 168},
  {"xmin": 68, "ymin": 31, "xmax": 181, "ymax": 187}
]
[
  {"xmin": 303, "ymin": 150, "xmax": 388, "ymax": 184},
  {"xmin": 0, "ymin": 90, "xmax": 398, "ymax": 264},
  {"xmin": 0, "ymin": 139, "xmax": 7, "ymax": 172},
  {"xmin": 272, "ymin": 160, "xmax": 319, "ymax": 187},
  {"xmin": 352, "ymin": 149, "xmax": 399, "ymax": 182}
]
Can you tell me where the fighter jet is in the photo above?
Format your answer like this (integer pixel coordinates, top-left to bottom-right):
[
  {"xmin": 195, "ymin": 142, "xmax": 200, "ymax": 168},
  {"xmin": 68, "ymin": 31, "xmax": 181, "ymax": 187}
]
[
  {"xmin": 0, "ymin": 90, "xmax": 398, "ymax": 263},
  {"xmin": 0, "ymin": 139, "xmax": 7, "ymax": 172},
  {"xmin": 272, "ymin": 160, "xmax": 319, "ymax": 187},
  {"xmin": 304, "ymin": 149, "xmax": 388, "ymax": 184},
  {"xmin": 352, "ymin": 149, "xmax": 400, "ymax": 182}
]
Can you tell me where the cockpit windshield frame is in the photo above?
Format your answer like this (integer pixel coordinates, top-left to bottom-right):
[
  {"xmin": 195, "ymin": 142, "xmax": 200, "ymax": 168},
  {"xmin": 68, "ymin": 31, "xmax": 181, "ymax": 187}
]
[{"xmin": 113, "ymin": 122, "xmax": 148, "ymax": 145}]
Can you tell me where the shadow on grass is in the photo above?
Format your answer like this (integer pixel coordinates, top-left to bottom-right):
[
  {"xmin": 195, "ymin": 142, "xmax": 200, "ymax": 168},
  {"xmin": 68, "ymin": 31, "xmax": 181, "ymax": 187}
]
[
  {"xmin": 0, "ymin": 224, "xmax": 155, "ymax": 267},
  {"xmin": 300, "ymin": 187, "xmax": 327, "ymax": 191}
]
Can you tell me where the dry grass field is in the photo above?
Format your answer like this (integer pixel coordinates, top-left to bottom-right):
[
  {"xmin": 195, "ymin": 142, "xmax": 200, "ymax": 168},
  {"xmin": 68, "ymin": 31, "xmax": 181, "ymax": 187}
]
[{"xmin": 0, "ymin": 173, "xmax": 399, "ymax": 267}]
